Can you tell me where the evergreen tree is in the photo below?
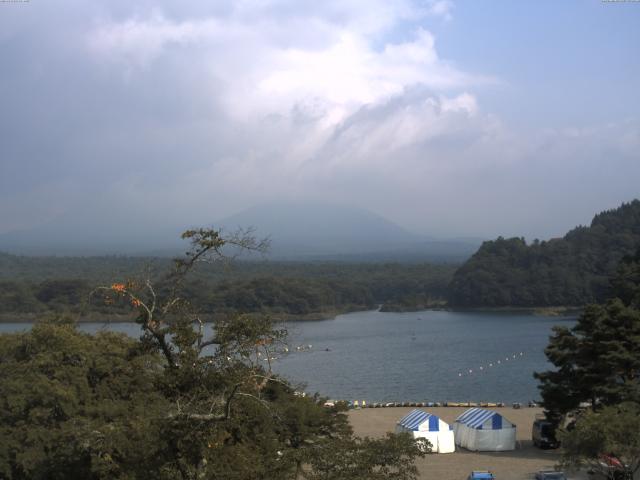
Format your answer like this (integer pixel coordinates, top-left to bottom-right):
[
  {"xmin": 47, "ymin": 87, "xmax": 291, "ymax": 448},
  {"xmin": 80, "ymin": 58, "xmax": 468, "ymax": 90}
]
[
  {"xmin": 535, "ymin": 249, "xmax": 640, "ymax": 424},
  {"xmin": 450, "ymin": 200, "xmax": 640, "ymax": 307}
]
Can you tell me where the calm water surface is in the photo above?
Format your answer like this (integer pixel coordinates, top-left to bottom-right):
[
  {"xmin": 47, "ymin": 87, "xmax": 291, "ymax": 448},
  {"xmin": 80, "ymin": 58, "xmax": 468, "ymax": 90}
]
[{"xmin": 0, "ymin": 310, "xmax": 574, "ymax": 403}]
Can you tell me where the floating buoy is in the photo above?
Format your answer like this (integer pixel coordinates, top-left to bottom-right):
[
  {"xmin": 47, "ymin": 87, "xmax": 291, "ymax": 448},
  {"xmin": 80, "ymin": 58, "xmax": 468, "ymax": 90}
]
[{"xmin": 456, "ymin": 351, "xmax": 531, "ymax": 378}]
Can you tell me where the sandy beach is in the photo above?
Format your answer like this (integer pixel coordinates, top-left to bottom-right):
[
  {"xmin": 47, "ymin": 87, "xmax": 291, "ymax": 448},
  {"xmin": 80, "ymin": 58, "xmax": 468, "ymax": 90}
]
[{"xmin": 348, "ymin": 406, "xmax": 582, "ymax": 480}]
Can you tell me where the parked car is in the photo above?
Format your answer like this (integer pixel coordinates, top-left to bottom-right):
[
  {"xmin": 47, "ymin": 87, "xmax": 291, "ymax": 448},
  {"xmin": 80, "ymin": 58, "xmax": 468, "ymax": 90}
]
[
  {"xmin": 532, "ymin": 418, "xmax": 560, "ymax": 449},
  {"xmin": 595, "ymin": 454, "xmax": 632, "ymax": 480},
  {"xmin": 535, "ymin": 471, "xmax": 567, "ymax": 480},
  {"xmin": 467, "ymin": 471, "xmax": 495, "ymax": 480}
]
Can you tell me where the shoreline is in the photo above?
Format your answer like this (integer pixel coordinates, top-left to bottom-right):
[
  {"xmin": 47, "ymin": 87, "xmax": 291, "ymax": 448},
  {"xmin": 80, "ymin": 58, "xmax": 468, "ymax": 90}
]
[
  {"xmin": 0, "ymin": 304, "xmax": 582, "ymax": 324},
  {"xmin": 444, "ymin": 305, "xmax": 583, "ymax": 316}
]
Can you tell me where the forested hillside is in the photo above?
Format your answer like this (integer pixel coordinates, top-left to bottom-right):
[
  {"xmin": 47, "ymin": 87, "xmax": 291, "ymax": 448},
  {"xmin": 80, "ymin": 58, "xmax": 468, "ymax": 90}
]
[
  {"xmin": 448, "ymin": 200, "xmax": 640, "ymax": 307},
  {"xmin": 0, "ymin": 256, "xmax": 455, "ymax": 320}
]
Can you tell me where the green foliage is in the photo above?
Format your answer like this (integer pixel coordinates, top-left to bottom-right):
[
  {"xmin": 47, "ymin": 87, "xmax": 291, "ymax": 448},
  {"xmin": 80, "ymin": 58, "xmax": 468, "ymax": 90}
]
[
  {"xmin": 0, "ymin": 318, "xmax": 169, "ymax": 479},
  {"xmin": 611, "ymin": 249, "xmax": 640, "ymax": 309},
  {"xmin": 560, "ymin": 402, "xmax": 640, "ymax": 479},
  {"xmin": 303, "ymin": 433, "xmax": 428, "ymax": 480},
  {"xmin": 449, "ymin": 200, "xmax": 640, "ymax": 307},
  {"xmin": 535, "ymin": 247, "xmax": 640, "ymax": 423},
  {"xmin": 0, "ymin": 229, "xmax": 427, "ymax": 479},
  {"xmin": 0, "ymin": 281, "xmax": 43, "ymax": 314},
  {"xmin": 535, "ymin": 299, "xmax": 640, "ymax": 422},
  {"xmin": 0, "ymin": 260, "xmax": 456, "ymax": 319}
]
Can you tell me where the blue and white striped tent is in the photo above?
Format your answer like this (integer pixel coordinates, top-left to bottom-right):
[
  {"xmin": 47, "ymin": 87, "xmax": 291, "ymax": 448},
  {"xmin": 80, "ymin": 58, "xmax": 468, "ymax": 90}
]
[
  {"xmin": 454, "ymin": 408, "xmax": 516, "ymax": 451},
  {"xmin": 395, "ymin": 409, "xmax": 455, "ymax": 453}
]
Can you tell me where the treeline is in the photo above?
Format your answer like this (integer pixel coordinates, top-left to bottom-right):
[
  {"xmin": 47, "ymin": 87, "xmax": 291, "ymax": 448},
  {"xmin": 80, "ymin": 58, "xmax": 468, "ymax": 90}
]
[
  {"xmin": 7, "ymin": 200, "xmax": 640, "ymax": 314},
  {"xmin": 0, "ymin": 260, "xmax": 456, "ymax": 319},
  {"xmin": 449, "ymin": 200, "xmax": 640, "ymax": 307}
]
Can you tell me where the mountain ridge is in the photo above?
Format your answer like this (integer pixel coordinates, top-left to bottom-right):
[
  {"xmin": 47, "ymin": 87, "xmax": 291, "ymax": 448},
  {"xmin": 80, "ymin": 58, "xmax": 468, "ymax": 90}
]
[{"xmin": 0, "ymin": 201, "xmax": 481, "ymax": 261}]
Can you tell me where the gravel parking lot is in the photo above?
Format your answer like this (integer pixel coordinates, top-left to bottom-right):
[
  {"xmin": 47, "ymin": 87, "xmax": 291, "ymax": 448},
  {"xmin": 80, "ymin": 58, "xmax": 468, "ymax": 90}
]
[{"xmin": 348, "ymin": 407, "xmax": 586, "ymax": 480}]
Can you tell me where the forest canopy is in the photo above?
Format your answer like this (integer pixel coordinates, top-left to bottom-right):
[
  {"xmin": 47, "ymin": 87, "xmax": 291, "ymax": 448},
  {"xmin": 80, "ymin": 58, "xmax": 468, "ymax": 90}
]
[
  {"xmin": 0, "ymin": 259, "xmax": 455, "ymax": 320},
  {"xmin": 0, "ymin": 228, "xmax": 427, "ymax": 480},
  {"xmin": 449, "ymin": 200, "xmax": 640, "ymax": 307}
]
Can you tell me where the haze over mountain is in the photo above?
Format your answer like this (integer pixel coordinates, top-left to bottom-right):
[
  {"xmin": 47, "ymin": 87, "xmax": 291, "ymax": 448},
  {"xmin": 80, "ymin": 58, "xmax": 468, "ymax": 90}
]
[
  {"xmin": 219, "ymin": 202, "xmax": 417, "ymax": 255},
  {"xmin": 0, "ymin": 202, "xmax": 481, "ymax": 261},
  {"xmin": 1, "ymin": 2, "xmax": 639, "ymax": 247},
  {"xmin": 0, "ymin": 216, "xmax": 186, "ymax": 257},
  {"xmin": 218, "ymin": 202, "xmax": 481, "ymax": 261}
]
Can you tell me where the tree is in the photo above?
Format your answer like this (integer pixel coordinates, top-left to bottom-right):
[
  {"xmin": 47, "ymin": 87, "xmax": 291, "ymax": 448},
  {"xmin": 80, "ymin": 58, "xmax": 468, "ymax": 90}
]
[
  {"xmin": 560, "ymin": 402, "xmax": 640, "ymax": 480},
  {"xmin": 534, "ymin": 248, "xmax": 640, "ymax": 423},
  {"xmin": 449, "ymin": 200, "xmax": 640, "ymax": 308},
  {"xmin": 534, "ymin": 299, "xmax": 640, "ymax": 422},
  {"xmin": 0, "ymin": 228, "xmax": 428, "ymax": 479},
  {"xmin": 0, "ymin": 317, "xmax": 169, "ymax": 479},
  {"xmin": 611, "ymin": 249, "xmax": 640, "ymax": 308},
  {"xmin": 304, "ymin": 433, "xmax": 427, "ymax": 480}
]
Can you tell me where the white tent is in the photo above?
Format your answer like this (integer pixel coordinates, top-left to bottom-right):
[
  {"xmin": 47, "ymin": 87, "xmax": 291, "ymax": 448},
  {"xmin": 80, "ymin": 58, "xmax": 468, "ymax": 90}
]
[
  {"xmin": 395, "ymin": 409, "xmax": 455, "ymax": 453},
  {"xmin": 453, "ymin": 408, "xmax": 516, "ymax": 451}
]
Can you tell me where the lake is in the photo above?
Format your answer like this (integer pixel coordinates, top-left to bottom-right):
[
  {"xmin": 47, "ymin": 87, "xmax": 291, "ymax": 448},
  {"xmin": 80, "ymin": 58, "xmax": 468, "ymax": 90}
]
[{"xmin": 0, "ymin": 309, "xmax": 574, "ymax": 403}]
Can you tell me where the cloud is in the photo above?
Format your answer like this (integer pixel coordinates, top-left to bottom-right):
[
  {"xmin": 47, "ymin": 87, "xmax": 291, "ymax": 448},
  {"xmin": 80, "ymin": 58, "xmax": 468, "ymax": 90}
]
[
  {"xmin": 0, "ymin": 0, "xmax": 638, "ymax": 245},
  {"xmin": 425, "ymin": 0, "xmax": 454, "ymax": 21},
  {"xmin": 87, "ymin": 7, "xmax": 483, "ymax": 126},
  {"xmin": 88, "ymin": 11, "xmax": 214, "ymax": 68}
]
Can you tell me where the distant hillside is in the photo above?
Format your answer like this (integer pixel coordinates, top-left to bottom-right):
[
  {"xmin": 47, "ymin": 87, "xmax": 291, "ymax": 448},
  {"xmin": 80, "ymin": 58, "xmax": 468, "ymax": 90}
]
[
  {"xmin": 0, "ymin": 252, "xmax": 456, "ymax": 320},
  {"xmin": 448, "ymin": 200, "xmax": 640, "ymax": 307},
  {"xmin": 218, "ymin": 202, "xmax": 423, "ymax": 255},
  {"xmin": 0, "ymin": 201, "xmax": 480, "ymax": 261},
  {"xmin": 218, "ymin": 202, "xmax": 480, "ymax": 262}
]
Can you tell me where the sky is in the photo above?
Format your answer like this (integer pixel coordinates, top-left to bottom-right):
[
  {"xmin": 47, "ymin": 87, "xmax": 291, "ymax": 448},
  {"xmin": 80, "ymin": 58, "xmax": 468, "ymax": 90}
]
[{"xmin": 0, "ymin": 0, "xmax": 639, "ymax": 244}]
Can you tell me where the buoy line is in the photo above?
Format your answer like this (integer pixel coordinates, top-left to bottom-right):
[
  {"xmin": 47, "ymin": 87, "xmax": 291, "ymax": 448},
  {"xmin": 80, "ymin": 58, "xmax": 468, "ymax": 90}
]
[{"xmin": 457, "ymin": 351, "xmax": 527, "ymax": 378}]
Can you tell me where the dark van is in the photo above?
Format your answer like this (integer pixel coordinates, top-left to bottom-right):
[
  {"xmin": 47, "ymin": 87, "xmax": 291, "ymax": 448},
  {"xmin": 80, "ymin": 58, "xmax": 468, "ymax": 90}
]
[{"xmin": 532, "ymin": 418, "xmax": 559, "ymax": 449}]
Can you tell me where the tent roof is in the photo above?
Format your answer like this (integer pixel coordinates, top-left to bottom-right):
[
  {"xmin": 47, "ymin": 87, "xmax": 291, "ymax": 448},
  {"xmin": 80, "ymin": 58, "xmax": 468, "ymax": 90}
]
[
  {"xmin": 397, "ymin": 409, "xmax": 444, "ymax": 431},
  {"xmin": 456, "ymin": 408, "xmax": 509, "ymax": 429}
]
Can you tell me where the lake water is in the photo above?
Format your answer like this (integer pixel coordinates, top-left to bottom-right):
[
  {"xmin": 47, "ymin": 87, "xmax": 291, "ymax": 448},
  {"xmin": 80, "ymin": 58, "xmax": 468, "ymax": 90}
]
[{"xmin": 0, "ymin": 309, "xmax": 574, "ymax": 403}]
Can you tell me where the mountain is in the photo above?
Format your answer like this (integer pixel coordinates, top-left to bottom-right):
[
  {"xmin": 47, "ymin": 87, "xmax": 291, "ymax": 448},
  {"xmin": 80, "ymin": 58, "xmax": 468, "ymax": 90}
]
[
  {"xmin": 217, "ymin": 202, "xmax": 480, "ymax": 261},
  {"xmin": 448, "ymin": 199, "xmax": 640, "ymax": 307},
  {"xmin": 0, "ymin": 201, "xmax": 481, "ymax": 261},
  {"xmin": 218, "ymin": 202, "xmax": 421, "ymax": 255}
]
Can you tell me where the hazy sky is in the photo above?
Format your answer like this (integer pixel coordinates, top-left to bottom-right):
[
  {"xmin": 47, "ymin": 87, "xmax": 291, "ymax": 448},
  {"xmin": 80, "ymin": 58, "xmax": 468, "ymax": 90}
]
[{"xmin": 1, "ymin": 0, "xmax": 639, "ymax": 242}]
